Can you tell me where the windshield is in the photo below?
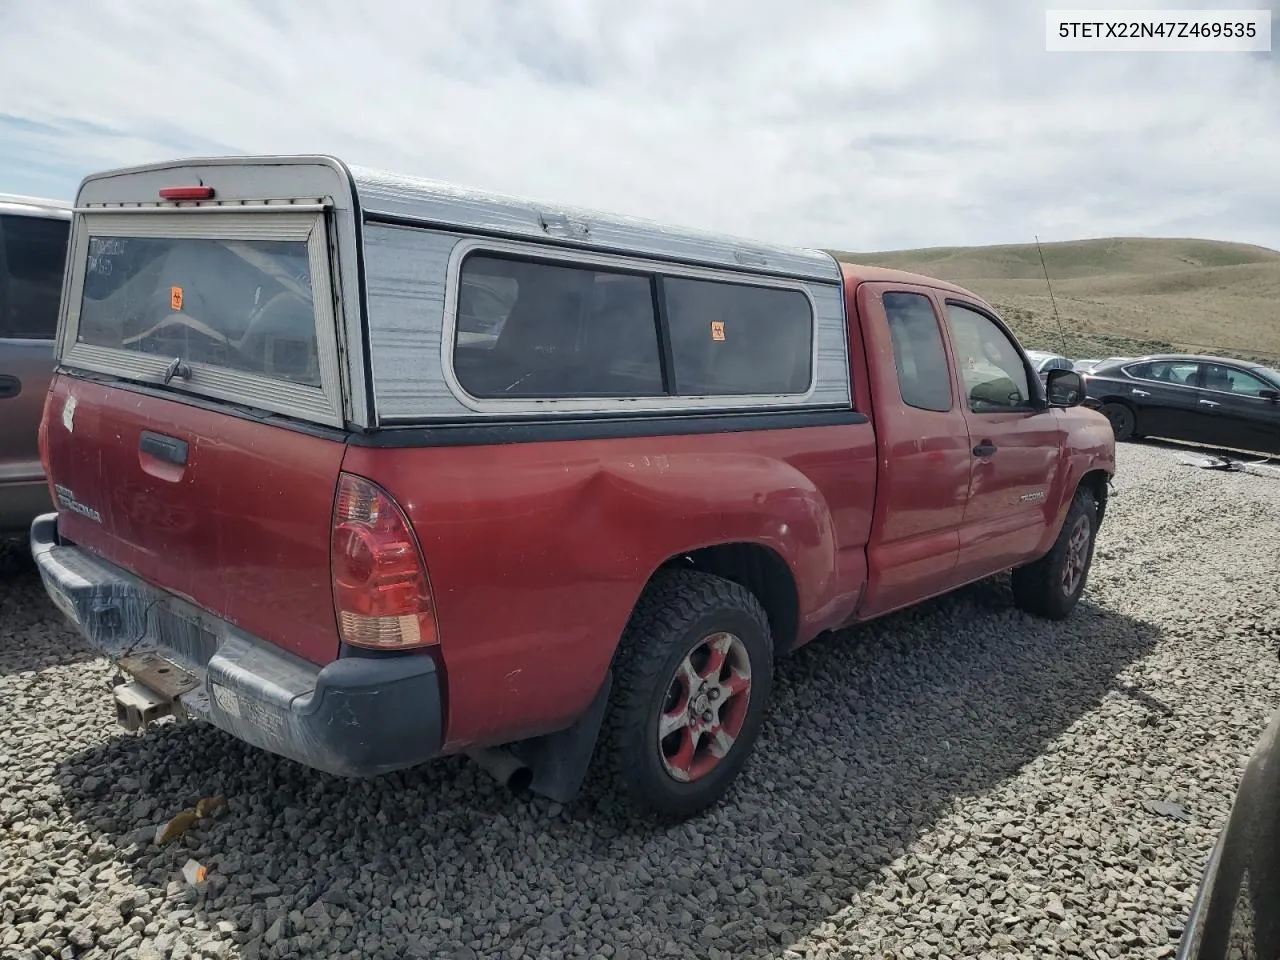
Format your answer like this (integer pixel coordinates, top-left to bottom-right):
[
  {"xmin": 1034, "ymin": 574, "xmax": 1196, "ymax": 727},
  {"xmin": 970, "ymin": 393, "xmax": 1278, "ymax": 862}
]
[{"xmin": 78, "ymin": 235, "xmax": 320, "ymax": 387}]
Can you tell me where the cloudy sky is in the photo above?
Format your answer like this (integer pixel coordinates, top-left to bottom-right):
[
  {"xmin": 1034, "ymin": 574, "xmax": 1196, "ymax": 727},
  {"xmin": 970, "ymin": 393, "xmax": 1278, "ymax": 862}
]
[{"xmin": 0, "ymin": 0, "xmax": 1275, "ymax": 253}]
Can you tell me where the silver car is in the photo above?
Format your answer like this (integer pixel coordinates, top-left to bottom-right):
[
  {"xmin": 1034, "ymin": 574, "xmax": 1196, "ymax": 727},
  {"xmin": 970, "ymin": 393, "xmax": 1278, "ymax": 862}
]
[
  {"xmin": 0, "ymin": 194, "xmax": 71, "ymax": 534},
  {"xmin": 1024, "ymin": 349, "xmax": 1075, "ymax": 386}
]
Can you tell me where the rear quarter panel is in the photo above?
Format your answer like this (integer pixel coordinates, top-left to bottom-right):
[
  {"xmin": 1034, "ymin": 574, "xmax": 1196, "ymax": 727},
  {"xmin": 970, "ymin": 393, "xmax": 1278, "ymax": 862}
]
[{"xmin": 342, "ymin": 423, "xmax": 876, "ymax": 749}]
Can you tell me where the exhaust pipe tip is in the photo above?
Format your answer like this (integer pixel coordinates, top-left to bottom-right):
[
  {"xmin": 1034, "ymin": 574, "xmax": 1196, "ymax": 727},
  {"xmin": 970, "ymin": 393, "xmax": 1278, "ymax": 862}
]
[{"xmin": 465, "ymin": 746, "xmax": 532, "ymax": 793}]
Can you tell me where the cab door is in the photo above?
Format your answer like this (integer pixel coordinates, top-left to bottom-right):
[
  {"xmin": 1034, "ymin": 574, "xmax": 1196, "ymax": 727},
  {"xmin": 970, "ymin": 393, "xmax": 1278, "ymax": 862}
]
[
  {"xmin": 1122, "ymin": 359, "xmax": 1203, "ymax": 441},
  {"xmin": 853, "ymin": 282, "xmax": 972, "ymax": 619},
  {"xmin": 1197, "ymin": 362, "xmax": 1280, "ymax": 456},
  {"xmin": 942, "ymin": 299, "xmax": 1065, "ymax": 581}
]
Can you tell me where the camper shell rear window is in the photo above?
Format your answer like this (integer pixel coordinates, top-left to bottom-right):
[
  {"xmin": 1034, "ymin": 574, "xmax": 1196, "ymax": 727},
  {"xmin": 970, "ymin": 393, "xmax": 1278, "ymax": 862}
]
[
  {"xmin": 79, "ymin": 235, "xmax": 321, "ymax": 386},
  {"xmin": 59, "ymin": 209, "xmax": 344, "ymax": 426}
]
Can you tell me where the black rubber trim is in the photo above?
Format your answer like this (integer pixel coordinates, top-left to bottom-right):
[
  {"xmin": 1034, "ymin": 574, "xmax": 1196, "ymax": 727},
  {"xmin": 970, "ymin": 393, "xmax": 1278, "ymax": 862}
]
[
  {"xmin": 346, "ymin": 407, "xmax": 869, "ymax": 448},
  {"xmin": 295, "ymin": 653, "xmax": 443, "ymax": 776},
  {"xmin": 335, "ymin": 157, "xmax": 377, "ymax": 427},
  {"xmin": 652, "ymin": 275, "xmax": 677, "ymax": 394}
]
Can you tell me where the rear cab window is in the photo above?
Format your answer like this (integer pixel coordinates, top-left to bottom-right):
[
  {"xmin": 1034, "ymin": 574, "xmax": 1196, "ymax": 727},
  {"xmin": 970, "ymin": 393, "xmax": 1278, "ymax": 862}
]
[
  {"xmin": 0, "ymin": 214, "xmax": 69, "ymax": 340},
  {"xmin": 61, "ymin": 210, "xmax": 344, "ymax": 426},
  {"xmin": 450, "ymin": 249, "xmax": 815, "ymax": 406}
]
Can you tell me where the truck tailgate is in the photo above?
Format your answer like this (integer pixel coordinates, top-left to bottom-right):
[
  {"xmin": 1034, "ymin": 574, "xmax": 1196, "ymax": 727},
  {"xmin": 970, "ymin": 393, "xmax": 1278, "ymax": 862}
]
[{"xmin": 44, "ymin": 374, "xmax": 346, "ymax": 665}]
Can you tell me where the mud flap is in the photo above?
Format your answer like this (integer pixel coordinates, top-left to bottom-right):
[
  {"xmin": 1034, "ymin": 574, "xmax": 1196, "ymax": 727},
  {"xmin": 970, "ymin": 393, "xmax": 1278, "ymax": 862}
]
[{"xmin": 510, "ymin": 670, "xmax": 612, "ymax": 804}]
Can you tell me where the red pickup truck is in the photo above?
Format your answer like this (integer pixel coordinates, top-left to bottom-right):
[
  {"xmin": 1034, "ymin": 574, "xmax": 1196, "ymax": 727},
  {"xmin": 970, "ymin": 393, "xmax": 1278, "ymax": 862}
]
[{"xmin": 32, "ymin": 156, "xmax": 1114, "ymax": 819}]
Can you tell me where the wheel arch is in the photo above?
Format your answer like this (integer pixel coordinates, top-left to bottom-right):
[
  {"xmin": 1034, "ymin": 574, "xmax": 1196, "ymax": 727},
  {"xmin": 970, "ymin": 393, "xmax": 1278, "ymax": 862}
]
[
  {"xmin": 649, "ymin": 541, "xmax": 802, "ymax": 656},
  {"xmin": 1079, "ymin": 467, "xmax": 1110, "ymax": 527},
  {"xmin": 1036, "ymin": 459, "xmax": 1113, "ymax": 557}
]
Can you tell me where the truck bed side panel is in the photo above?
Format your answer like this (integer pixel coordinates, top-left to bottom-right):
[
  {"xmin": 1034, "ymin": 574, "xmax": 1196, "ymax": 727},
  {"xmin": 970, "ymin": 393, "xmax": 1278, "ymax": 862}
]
[{"xmin": 342, "ymin": 420, "xmax": 876, "ymax": 749}]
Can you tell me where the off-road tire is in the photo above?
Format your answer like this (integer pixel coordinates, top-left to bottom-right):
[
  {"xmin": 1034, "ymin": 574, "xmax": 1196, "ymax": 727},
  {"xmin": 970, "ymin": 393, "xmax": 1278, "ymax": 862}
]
[
  {"xmin": 1011, "ymin": 486, "xmax": 1099, "ymax": 621},
  {"xmin": 1099, "ymin": 401, "xmax": 1138, "ymax": 442},
  {"xmin": 599, "ymin": 568, "xmax": 774, "ymax": 820}
]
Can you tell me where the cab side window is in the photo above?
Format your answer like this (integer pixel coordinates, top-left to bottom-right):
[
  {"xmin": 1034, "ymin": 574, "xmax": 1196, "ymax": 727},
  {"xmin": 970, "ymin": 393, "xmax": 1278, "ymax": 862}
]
[
  {"xmin": 944, "ymin": 302, "xmax": 1032, "ymax": 412},
  {"xmin": 883, "ymin": 292, "xmax": 952, "ymax": 412}
]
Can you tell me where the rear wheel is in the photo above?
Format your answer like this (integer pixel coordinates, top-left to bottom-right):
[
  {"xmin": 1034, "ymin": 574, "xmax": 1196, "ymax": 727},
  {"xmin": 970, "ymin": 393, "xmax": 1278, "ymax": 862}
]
[
  {"xmin": 1099, "ymin": 401, "xmax": 1137, "ymax": 441},
  {"xmin": 600, "ymin": 569, "xmax": 773, "ymax": 819},
  {"xmin": 1011, "ymin": 486, "xmax": 1099, "ymax": 620}
]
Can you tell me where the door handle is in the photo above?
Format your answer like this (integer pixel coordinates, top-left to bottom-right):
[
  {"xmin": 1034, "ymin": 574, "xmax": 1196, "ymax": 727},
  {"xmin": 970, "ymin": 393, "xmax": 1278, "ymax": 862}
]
[
  {"xmin": 1131, "ymin": 389, "xmax": 1150, "ymax": 397},
  {"xmin": 0, "ymin": 375, "xmax": 20, "ymax": 400},
  {"xmin": 1198, "ymin": 399, "xmax": 1220, "ymax": 407},
  {"xmin": 972, "ymin": 441, "xmax": 998, "ymax": 457},
  {"xmin": 139, "ymin": 431, "xmax": 189, "ymax": 466}
]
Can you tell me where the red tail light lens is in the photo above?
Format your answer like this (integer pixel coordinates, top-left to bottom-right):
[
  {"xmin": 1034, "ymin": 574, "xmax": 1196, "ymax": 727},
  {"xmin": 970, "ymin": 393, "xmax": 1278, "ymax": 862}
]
[{"xmin": 330, "ymin": 473, "xmax": 439, "ymax": 650}]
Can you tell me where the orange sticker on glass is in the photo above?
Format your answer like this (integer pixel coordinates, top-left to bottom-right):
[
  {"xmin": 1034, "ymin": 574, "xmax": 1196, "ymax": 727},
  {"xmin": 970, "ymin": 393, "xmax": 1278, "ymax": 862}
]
[
  {"xmin": 170, "ymin": 286, "xmax": 184, "ymax": 311},
  {"xmin": 711, "ymin": 320, "xmax": 725, "ymax": 342}
]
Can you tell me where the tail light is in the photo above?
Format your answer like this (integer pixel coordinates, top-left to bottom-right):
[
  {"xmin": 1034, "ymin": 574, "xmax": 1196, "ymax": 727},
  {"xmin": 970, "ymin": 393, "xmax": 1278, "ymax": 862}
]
[
  {"xmin": 158, "ymin": 185, "xmax": 215, "ymax": 201},
  {"xmin": 330, "ymin": 472, "xmax": 439, "ymax": 650}
]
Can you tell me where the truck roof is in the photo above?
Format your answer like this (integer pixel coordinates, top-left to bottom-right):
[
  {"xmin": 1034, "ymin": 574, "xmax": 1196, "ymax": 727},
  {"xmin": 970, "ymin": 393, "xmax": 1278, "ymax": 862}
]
[
  {"xmin": 0, "ymin": 192, "xmax": 73, "ymax": 219},
  {"xmin": 832, "ymin": 259, "xmax": 990, "ymax": 302},
  {"xmin": 75, "ymin": 154, "xmax": 844, "ymax": 284}
]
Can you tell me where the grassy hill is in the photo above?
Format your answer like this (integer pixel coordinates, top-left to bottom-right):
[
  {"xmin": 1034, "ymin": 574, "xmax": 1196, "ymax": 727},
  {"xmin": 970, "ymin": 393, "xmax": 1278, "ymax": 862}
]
[{"xmin": 828, "ymin": 237, "xmax": 1280, "ymax": 365}]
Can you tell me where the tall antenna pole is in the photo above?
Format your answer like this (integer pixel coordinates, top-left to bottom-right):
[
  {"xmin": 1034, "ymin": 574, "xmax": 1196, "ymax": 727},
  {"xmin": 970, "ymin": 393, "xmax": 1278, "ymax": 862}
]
[{"xmin": 1035, "ymin": 235, "xmax": 1068, "ymax": 355}]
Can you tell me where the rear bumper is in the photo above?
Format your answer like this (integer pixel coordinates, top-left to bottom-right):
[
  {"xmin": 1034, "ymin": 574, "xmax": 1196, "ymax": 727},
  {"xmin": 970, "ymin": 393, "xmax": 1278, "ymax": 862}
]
[{"xmin": 29, "ymin": 512, "xmax": 443, "ymax": 777}]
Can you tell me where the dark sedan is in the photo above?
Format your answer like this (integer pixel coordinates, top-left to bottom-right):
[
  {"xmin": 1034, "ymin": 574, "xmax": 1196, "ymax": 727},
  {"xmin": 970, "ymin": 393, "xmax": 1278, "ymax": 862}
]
[{"xmin": 1081, "ymin": 354, "xmax": 1280, "ymax": 456}]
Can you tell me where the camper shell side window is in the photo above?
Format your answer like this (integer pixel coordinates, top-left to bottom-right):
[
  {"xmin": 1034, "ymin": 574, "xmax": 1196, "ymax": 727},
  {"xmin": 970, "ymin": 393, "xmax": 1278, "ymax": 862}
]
[{"xmin": 440, "ymin": 240, "xmax": 821, "ymax": 413}]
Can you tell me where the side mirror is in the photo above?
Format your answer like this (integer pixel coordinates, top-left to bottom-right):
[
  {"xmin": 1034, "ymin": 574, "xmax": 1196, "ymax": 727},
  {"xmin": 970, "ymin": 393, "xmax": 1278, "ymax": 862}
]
[
  {"xmin": 1046, "ymin": 369, "xmax": 1084, "ymax": 408},
  {"xmin": 1260, "ymin": 389, "xmax": 1279, "ymax": 402}
]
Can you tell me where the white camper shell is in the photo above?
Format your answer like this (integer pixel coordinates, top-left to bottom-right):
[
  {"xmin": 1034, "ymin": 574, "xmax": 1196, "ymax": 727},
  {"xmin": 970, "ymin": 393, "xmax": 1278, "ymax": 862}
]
[{"xmin": 59, "ymin": 156, "xmax": 852, "ymax": 433}]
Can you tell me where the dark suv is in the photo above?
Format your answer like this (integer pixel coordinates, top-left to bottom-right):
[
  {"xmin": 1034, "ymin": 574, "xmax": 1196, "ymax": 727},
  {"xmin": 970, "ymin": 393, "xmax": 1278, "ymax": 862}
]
[{"xmin": 0, "ymin": 194, "xmax": 71, "ymax": 534}]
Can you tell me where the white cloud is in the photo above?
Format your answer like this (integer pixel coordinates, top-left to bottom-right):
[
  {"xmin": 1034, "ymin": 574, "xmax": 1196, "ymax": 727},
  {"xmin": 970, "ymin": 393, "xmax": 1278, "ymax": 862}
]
[{"xmin": 0, "ymin": 0, "xmax": 1276, "ymax": 251}]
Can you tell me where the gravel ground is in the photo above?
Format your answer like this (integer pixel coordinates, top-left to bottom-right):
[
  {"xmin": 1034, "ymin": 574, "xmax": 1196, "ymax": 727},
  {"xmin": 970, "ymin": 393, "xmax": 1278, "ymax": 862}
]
[{"xmin": 2, "ymin": 441, "xmax": 1278, "ymax": 960}]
